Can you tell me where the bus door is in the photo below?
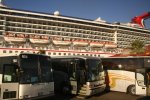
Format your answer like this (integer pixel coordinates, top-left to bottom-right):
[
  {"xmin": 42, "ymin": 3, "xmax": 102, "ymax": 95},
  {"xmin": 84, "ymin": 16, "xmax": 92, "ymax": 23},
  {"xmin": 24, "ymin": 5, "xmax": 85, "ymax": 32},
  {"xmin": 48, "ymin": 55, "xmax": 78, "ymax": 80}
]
[
  {"xmin": 135, "ymin": 68, "xmax": 146, "ymax": 95},
  {"xmin": 69, "ymin": 59, "xmax": 86, "ymax": 94},
  {"xmin": 69, "ymin": 60, "xmax": 78, "ymax": 94},
  {"xmin": 76, "ymin": 59, "xmax": 86, "ymax": 94},
  {"xmin": 1, "ymin": 64, "xmax": 19, "ymax": 100},
  {"xmin": 146, "ymin": 69, "xmax": 150, "ymax": 96}
]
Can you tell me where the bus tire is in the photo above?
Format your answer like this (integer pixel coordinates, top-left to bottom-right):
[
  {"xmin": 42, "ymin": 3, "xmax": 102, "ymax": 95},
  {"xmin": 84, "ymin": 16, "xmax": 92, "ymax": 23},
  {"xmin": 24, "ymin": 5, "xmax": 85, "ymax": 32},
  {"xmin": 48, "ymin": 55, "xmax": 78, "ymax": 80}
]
[{"xmin": 127, "ymin": 85, "xmax": 135, "ymax": 95}]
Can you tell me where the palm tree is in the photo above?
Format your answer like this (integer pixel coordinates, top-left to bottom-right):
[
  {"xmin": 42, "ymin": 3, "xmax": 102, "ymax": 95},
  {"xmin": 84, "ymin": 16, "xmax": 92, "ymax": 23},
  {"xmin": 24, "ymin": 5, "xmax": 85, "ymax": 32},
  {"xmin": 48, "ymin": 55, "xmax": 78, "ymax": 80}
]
[
  {"xmin": 38, "ymin": 50, "xmax": 46, "ymax": 54},
  {"xmin": 130, "ymin": 39, "xmax": 145, "ymax": 54}
]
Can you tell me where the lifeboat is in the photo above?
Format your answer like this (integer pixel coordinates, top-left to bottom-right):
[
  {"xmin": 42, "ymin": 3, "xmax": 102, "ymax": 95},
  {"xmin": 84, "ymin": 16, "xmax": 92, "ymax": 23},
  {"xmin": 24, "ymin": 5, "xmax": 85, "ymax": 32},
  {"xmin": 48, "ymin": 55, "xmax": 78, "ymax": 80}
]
[
  {"xmin": 52, "ymin": 37, "xmax": 71, "ymax": 46},
  {"xmin": 73, "ymin": 39, "xmax": 88, "ymax": 46},
  {"xmin": 29, "ymin": 35, "xmax": 50, "ymax": 44},
  {"xmin": 105, "ymin": 42, "xmax": 117, "ymax": 48},
  {"xmin": 4, "ymin": 32, "xmax": 26, "ymax": 42},
  {"xmin": 90, "ymin": 41, "xmax": 104, "ymax": 47}
]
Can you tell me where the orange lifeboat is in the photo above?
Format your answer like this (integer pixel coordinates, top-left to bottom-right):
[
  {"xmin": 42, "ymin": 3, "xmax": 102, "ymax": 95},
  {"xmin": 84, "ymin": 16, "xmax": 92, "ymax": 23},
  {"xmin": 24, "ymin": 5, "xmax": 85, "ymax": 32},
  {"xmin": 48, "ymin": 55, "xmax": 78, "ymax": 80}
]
[
  {"xmin": 90, "ymin": 41, "xmax": 104, "ymax": 47},
  {"xmin": 105, "ymin": 42, "xmax": 117, "ymax": 48},
  {"xmin": 72, "ymin": 39, "xmax": 88, "ymax": 46},
  {"xmin": 29, "ymin": 35, "xmax": 49, "ymax": 44},
  {"xmin": 52, "ymin": 37, "xmax": 71, "ymax": 46},
  {"xmin": 4, "ymin": 32, "xmax": 26, "ymax": 42}
]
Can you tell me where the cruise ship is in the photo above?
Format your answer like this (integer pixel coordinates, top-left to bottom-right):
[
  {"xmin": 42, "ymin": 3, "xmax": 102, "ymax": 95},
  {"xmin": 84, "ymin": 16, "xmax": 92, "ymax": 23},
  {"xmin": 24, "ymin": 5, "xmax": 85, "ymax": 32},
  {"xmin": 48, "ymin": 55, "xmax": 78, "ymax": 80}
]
[{"xmin": 0, "ymin": 1, "xmax": 150, "ymax": 57}]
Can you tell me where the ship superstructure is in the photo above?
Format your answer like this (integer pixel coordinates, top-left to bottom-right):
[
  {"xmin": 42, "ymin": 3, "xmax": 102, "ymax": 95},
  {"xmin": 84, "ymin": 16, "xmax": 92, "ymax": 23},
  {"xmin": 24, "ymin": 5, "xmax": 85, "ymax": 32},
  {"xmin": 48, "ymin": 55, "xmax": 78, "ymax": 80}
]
[{"xmin": 0, "ymin": 2, "xmax": 150, "ymax": 57}]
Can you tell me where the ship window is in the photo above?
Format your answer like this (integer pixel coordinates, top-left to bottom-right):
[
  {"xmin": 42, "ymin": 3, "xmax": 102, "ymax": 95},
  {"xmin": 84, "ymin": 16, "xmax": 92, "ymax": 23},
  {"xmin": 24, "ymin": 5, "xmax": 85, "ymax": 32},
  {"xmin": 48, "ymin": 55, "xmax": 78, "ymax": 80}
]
[
  {"xmin": 59, "ymin": 53, "xmax": 61, "ymax": 55},
  {"xmin": 73, "ymin": 53, "xmax": 75, "ymax": 55},
  {"xmin": 0, "ymin": 32, "xmax": 2, "ymax": 35},
  {"xmin": 48, "ymin": 52, "xmax": 51, "ymax": 55},
  {"xmin": 68, "ymin": 53, "xmax": 71, "ymax": 55},
  {"xmin": 90, "ymin": 54, "xmax": 92, "ymax": 56},
  {"xmin": 15, "ymin": 51, "xmax": 18, "ymax": 53},
  {"xmin": 98, "ymin": 55, "xmax": 100, "ymax": 57},
  {"xmin": 64, "ymin": 53, "xmax": 66, "ymax": 55},
  {"xmin": 9, "ymin": 51, "xmax": 12, "ymax": 53},
  {"xmin": 3, "ymin": 50, "xmax": 6, "ymax": 53},
  {"xmin": 86, "ymin": 54, "xmax": 88, "ymax": 56},
  {"xmin": 53, "ymin": 53, "xmax": 56, "ymax": 55}
]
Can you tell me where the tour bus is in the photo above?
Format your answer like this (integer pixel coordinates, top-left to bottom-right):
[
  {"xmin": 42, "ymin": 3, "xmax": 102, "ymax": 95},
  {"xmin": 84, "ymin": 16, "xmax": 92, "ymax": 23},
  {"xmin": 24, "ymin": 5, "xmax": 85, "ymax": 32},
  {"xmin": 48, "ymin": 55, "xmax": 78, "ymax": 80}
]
[
  {"xmin": 51, "ymin": 56, "xmax": 106, "ymax": 97},
  {"xmin": 0, "ymin": 53, "xmax": 54, "ymax": 100},
  {"xmin": 101, "ymin": 56, "xmax": 150, "ymax": 96}
]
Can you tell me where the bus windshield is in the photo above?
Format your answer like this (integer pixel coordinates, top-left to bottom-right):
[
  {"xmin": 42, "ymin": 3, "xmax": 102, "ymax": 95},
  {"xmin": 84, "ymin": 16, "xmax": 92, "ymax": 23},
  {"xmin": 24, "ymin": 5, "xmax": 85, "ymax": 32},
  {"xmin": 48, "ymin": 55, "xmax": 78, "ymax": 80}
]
[
  {"xmin": 19, "ymin": 54, "xmax": 53, "ymax": 84},
  {"xmin": 86, "ymin": 59, "xmax": 102, "ymax": 82}
]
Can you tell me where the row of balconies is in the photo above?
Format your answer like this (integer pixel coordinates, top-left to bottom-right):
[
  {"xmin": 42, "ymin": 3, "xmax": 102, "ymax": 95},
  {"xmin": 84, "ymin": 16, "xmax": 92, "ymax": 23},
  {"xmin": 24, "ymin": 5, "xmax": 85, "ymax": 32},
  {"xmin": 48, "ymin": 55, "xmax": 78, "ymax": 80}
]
[
  {"xmin": 1, "ymin": 28, "xmax": 107, "ymax": 42},
  {"xmin": 5, "ymin": 21, "xmax": 114, "ymax": 36},
  {"xmin": 117, "ymin": 40, "xmax": 147, "ymax": 49},
  {"xmin": 117, "ymin": 33, "xmax": 150, "ymax": 39},
  {"xmin": 4, "ymin": 27, "xmax": 114, "ymax": 40},
  {"xmin": 4, "ymin": 32, "xmax": 114, "ymax": 43},
  {"xmin": 118, "ymin": 30, "xmax": 150, "ymax": 37},
  {"xmin": 117, "ymin": 37, "xmax": 147, "ymax": 42},
  {"xmin": 1, "ymin": 41, "xmax": 117, "ymax": 51},
  {"xmin": 1, "ymin": 29, "xmax": 149, "ymax": 45},
  {"xmin": 4, "ymin": 14, "xmax": 114, "ymax": 32},
  {"xmin": 118, "ymin": 27, "xmax": 150, "ymax": 34}
]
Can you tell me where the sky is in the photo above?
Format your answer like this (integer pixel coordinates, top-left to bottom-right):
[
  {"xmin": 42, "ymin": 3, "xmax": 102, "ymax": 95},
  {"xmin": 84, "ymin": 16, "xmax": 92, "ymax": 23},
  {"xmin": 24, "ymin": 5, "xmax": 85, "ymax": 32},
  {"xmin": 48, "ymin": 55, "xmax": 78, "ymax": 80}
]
[{"xmin": 2, "ymin": 0, "xmax": 150, "ymax": 29}]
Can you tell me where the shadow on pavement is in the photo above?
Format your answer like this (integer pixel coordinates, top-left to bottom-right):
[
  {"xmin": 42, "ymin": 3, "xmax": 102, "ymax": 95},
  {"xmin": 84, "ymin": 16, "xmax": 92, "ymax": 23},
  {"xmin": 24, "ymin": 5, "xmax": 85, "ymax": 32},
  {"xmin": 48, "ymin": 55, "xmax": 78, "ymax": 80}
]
[
  {"xmin": 137, "ymin": 96, "xmax": 150, "ymax": 100},
  {"xmin": 40, "ymin": 91, "xmax": 108, "ymax": 100},
  {"xmin": 39, "ymin": 94, "xmax": 76, "ymax": 100}
]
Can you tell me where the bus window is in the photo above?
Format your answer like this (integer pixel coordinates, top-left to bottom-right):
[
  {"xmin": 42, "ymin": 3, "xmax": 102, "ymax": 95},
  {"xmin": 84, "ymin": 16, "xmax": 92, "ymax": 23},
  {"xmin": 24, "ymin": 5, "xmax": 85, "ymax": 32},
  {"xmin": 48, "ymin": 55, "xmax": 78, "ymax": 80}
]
[
  {"xmin": 3, "ymin": 64, "xmax": 18, "ymax": 82},
  {"xmin": 86, "ymin": 59, "xmax": 102, "ymax": 82},
  {"xmin": 144, "ymin": 58, "xmax": 150, "ymax": 68},
  {"xmin": 39, "ymin": 56, "xmax": 53, "ymax": 82},
  {"xmin": 102, "ymin": 59, "xmax": 124, "ymax": 70},
  {"xmin": 20, "ymin": 55, "xmax": 39, "ymax": 83},
  {"xmin": 75, "ymin": 59, "xmax": 85, "ymax": 70},
  {"xmin": 68, "ymin": 61, "xmax": 76, "ymax": 81}
]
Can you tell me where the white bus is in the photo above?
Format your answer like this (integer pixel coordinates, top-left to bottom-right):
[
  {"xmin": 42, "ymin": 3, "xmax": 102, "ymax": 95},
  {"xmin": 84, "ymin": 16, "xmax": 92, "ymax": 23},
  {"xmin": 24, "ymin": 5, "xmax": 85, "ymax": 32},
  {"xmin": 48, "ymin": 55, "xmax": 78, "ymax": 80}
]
[
  {"xmin": 51, "ymin": 56, "xmax": 106, "ymax": 97},
  {"xmin": 0, "ymin": 53, "xmax": 54, "ymax": 100},
  {"xmin": 102, "ymin": 57, "xmax": 150, "ymax": 96}
]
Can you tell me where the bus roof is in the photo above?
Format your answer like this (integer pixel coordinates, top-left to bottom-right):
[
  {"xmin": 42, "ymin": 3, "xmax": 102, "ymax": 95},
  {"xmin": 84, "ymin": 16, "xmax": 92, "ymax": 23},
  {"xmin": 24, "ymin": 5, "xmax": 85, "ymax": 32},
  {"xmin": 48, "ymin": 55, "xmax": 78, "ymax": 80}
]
[
  {"xmin": 51, "ymin": 56, "xmax": 101, "ymax": 60},
  {"xmin": 20, "ymin": 53, "xmax": 51, "ymax": 57},
  {"xmin": 102, "ymin": 56, "xmax": 150, "ymax": 59},
  {"xmin": 0, "ymin": 54, "xmax": 18, "ymax": 57}
]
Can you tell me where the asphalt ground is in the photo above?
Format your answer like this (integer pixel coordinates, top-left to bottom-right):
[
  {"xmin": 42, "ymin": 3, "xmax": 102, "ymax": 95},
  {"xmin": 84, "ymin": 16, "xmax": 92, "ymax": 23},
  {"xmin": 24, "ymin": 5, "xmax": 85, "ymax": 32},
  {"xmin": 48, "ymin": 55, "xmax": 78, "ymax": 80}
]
[{"xmin": 39, "ymin": 91, "xmax": 150, "ymax": 100}]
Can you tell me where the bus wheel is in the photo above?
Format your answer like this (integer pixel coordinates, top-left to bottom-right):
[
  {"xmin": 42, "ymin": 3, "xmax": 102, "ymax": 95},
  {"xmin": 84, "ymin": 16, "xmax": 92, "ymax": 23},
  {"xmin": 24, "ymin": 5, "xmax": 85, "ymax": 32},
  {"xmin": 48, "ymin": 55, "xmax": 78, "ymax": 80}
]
[{"xmin": 127, "ymin": 85, "xmax": 135, "ymax": 95}]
